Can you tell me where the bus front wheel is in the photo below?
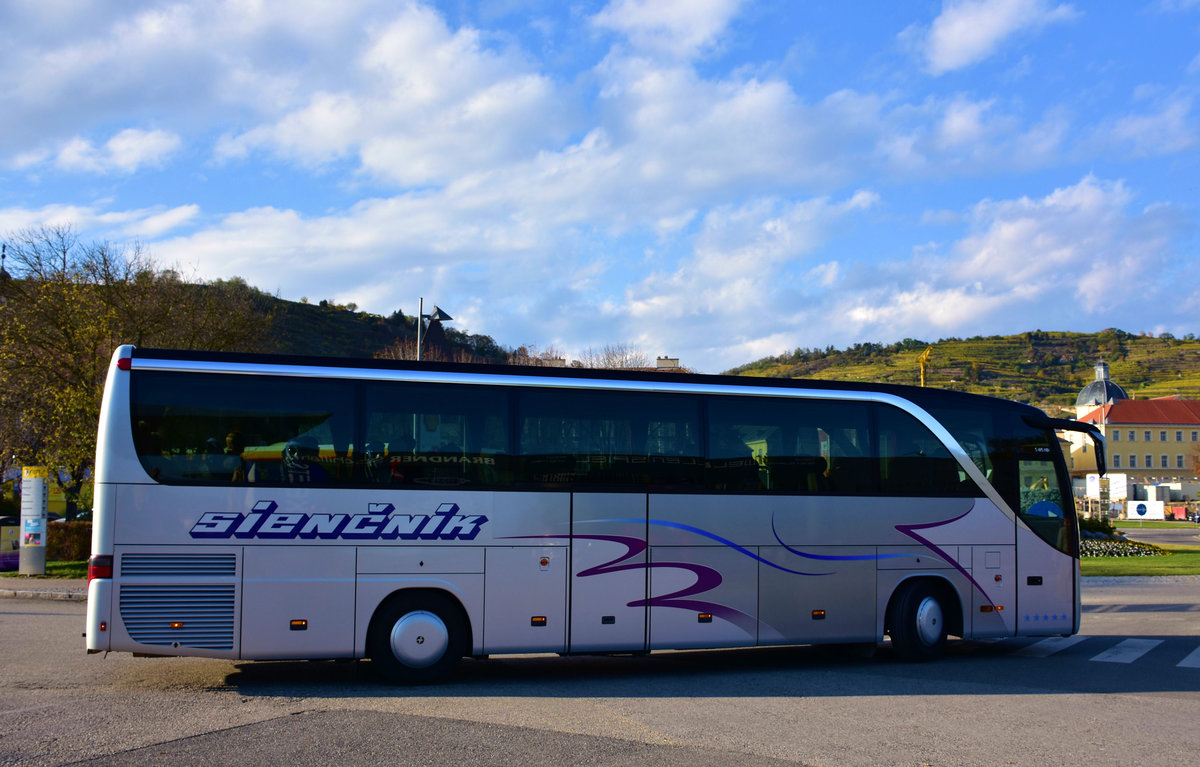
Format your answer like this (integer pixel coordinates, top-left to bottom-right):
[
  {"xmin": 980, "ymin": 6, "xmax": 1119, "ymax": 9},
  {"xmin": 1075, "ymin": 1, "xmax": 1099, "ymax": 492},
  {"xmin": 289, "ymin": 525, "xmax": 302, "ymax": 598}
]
[
  {"xmin": 368, "ymin": 592, "xmax": 467, "ymax": 684},
  {"xmin": 887, "ymin": 580, "xmax": 948, "ymax": 662}
]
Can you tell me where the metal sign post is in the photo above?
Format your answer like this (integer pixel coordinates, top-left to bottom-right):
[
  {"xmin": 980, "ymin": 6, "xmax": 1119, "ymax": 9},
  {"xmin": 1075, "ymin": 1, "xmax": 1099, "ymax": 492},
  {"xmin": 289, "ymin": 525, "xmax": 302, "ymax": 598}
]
[{"xmin": 19, "ymin": 466, "xmax": 48, "ymax": 575}]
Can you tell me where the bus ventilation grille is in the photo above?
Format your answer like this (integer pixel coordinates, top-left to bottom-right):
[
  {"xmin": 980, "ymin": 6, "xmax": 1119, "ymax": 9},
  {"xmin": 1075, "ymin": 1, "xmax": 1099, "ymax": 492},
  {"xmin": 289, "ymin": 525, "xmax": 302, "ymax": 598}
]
[
  {"xmin": 119, "ymin": 584, "xmax": 236, "ymax": 650},
  {"xmin": 120, "ymin": 553, "xmax": 237, "ymax": 577}
]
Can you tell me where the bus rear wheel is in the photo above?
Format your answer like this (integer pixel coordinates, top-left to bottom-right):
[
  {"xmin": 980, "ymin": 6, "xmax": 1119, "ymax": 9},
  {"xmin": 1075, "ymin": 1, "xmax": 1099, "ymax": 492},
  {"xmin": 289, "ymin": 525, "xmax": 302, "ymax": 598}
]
[
  {"xmin": 887, "ymin": 580, "xmax": 948, "ymax": 662},
  {"xmin": 368, "ymin": 592, "xmax": 467, "ymax": 684}
]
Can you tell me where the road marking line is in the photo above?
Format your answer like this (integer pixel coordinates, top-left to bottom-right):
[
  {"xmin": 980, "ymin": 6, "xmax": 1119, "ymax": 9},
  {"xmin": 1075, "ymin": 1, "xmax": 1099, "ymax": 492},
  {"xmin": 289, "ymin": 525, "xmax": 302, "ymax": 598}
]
[
  {"xmin": 1013, "ymin": 635, "xmax": 1089, "ymax": 657},
  {"xmin": 1090, "ymin": 638, "xmax": 1162, "ymax": 664},
  {"xmin": 1178, "ymin": 646, "xmax": 1200, "ymax": 669}
]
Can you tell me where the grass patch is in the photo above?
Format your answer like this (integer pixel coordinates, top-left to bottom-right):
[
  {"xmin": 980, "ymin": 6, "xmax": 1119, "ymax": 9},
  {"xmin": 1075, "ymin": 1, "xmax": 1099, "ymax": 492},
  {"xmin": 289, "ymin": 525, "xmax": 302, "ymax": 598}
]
[
  {"xmin": 0, "ymin": 560, "xmax": 87, "ymax": 579},
  {"xmin": 1115, "ymin": 520, "xmax": 1200, "ymax": 530},
  {"xmin": 1081, "ymin": 545, "xmax": 1200, "ymax": 577}
]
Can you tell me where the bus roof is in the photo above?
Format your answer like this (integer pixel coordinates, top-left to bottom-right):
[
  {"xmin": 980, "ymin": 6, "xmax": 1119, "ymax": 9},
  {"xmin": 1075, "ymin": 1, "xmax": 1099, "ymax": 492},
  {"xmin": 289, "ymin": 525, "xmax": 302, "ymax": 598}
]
[{"xmin": 127, "ymin": 346, "xmax": 1042, "ymax": 416}]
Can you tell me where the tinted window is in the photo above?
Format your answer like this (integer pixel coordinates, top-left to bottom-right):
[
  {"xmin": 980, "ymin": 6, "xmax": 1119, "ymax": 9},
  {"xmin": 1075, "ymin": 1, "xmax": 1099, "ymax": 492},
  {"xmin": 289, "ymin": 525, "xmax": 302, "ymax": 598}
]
[
  {"xmin": 875, "ymin": 404, "xmax": 973, "ymax": 496},
  {"xmin": 131, "ymin": 371, "xmax": 355, "ymax": 485},
  {"xmin": 363, "ymin": 382, "xmax": 511, "ymax": 488},
  {"xmin": 517, "ymin": 388, "xmax": 702, "ymax": 490},
  {"xmin": 706, "ymin": 396, "xmax": 875, "ymax": 494}
]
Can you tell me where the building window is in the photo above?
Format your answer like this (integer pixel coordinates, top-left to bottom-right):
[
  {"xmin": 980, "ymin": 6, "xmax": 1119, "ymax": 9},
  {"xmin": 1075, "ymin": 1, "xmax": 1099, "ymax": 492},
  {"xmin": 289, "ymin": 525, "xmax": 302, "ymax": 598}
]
[
  {"xmin": 1193, "ymin": 431, "xmax": 1198, "ymax": 442},
  {"xmin": 1112, "ymin": 430, "xmax": 1120, "ymax": 441},
  {"xmin": 1130, "ymin": 431, "xmax": 1137, "ymax": 441},
  {"xmin": 1144, "ymin": 431, "xmax": 1152, "ymax": 442},
  {"xmin": 1145, "ymin": 454, "xmax": 1152, "ymax": 469},
  {"xmin": 1113, "ymin": 454, "xmax": 1121, "ymax": 468},
  {"xmin": 1177, "ymin": 455, "xmax": 1185, "ymax": 469},
  {"xmin": 1129, "ymin": 454, "xmax": 1137, "ymax": 468},
  {"xmin": 1160, "ymin": 431, "xmax": 1167, "ymax": 442},
  {"xmin": 1177, "ymin": 431, "xmax": 1183, "ymax": 442},
  {"xmin": 1161, "ymin": 455, "xmax": 1169, "ymax": 469}
]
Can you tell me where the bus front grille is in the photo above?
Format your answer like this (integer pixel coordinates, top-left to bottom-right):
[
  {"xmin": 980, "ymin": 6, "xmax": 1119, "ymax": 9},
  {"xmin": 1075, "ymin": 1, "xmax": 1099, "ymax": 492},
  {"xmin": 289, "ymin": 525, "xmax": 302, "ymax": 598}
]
[
  {"xmin": 120, "ymin": 553, "xmax": 237, "ymax": 577},
  {"xmin": 119, "ymin": 584, "xmax": 236, "ymax": 650}
]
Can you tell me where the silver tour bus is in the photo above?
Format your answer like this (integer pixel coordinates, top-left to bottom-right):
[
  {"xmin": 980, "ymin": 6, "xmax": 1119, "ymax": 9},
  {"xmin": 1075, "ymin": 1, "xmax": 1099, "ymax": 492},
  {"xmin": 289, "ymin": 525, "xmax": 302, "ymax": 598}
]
[{"xmin": 85, "ymin": 346, "xmax": 1104, "ymax": 683}]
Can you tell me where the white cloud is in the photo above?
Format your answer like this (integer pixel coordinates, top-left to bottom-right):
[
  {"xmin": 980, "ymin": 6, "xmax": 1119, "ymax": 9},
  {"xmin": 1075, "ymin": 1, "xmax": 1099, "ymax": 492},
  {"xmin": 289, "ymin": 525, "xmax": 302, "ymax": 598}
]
[
  {"xmin": 914, "ymin": 0, "xmax": 1079, "ymax": 75},
  {"xmin": 832, "ymin": 176, "xmax": 1183, "ymax": 340},
  {"xmin": 216, "ymin": 2, "xmax": 564, "ymax": 186},
  {"xmin": 591, "ymin": 0, "xmax": 744, "ymax": 59},
  {"xmin": 618, "ymin": 192, "xmax": 879, "ymax": 367},
  {"xmin": 937, "ymin": 98, "xmax": 996, "ymax": 146},
  {"xmin": 125, "ymin": 205, "xmax": 201, "ymax": 238},
  {"xmin": 1106, "ymin": 96, "xmax": 1196, "ymax": 155},
  {"xmin": 0, "ymin": 200, "xmax": 199, "ymax": 241},
  {"xmin": 54, "ymin": 128, "xmax": 181, "ymax": 174}
]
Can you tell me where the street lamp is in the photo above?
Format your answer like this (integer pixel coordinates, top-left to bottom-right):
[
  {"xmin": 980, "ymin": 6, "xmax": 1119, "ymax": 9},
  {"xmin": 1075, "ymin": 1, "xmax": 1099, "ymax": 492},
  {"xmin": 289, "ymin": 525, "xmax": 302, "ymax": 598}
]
[{"xmin": 415, "ymin": 297, "xmax": 452, "ymax": 361}]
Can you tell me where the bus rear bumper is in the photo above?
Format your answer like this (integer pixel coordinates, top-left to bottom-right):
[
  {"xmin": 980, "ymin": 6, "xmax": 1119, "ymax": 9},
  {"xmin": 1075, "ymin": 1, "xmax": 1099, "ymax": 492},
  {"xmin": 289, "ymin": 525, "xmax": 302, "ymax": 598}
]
[{"xmin": 86, "ymin": 578, "xmax": 113, "ymax": 653}]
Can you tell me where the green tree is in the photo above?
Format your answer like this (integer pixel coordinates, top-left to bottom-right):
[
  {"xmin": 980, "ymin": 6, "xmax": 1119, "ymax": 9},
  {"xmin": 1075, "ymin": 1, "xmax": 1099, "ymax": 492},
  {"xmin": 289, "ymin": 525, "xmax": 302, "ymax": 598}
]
[{"xmin": 0, "ymin": 225, "xmax": 267, "ymax": 516}]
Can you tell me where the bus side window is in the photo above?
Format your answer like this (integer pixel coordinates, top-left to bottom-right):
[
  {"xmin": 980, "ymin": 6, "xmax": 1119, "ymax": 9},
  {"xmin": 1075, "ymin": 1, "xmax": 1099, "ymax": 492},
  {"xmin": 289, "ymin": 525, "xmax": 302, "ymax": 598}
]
[
  {"xmin": 875, "ymin": 404, "xmax": 973, "ymax": 497},
  {"xmin": 517, "ymin": 388, "xmax": 701, "ymax": 490},
  {"xmin": 363, "ymin": 382, "xmax": 513, "ymax": 489}
]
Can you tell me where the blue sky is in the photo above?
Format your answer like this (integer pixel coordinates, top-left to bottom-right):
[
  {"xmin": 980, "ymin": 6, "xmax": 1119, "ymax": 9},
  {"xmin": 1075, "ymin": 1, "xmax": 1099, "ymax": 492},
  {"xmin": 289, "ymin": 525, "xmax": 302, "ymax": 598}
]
[{"xmin": 2, "ymin": 0, "xmax": 1198, "ymax": 372}]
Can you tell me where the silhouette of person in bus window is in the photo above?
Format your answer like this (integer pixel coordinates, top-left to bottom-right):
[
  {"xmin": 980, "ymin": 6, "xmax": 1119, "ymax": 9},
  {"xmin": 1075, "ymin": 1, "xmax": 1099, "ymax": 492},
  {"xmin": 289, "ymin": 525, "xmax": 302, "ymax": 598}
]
[
  {"xmin": 223, "ymin": 431, "xmax": 247, "ymax": 483},
  {"xmin": 388, "ymin": 434, "xmax": 417, "ymax": 484},
  {"xmin": 362, "ymin": 441, "xmax": 388, "ymax": 484},
  {"xmin": 280, "ymin": 435, "xmax": 328, "ymax": 484}
]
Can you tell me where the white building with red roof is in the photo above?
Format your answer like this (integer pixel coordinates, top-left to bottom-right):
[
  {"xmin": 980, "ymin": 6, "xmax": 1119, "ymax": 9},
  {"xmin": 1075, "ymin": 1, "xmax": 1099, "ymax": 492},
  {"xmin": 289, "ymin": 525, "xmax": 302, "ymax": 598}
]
[{"xmin": 1068, "ymin": 363, "xmax": 1200, "ymax": 482}]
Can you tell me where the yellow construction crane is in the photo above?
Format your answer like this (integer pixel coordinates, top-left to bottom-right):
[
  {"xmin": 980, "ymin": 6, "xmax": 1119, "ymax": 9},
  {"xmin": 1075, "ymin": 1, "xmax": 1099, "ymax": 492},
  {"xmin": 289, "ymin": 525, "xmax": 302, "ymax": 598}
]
[{"xmin": 917, "ymin": 346, "xmax": 932, "ymax": 387}]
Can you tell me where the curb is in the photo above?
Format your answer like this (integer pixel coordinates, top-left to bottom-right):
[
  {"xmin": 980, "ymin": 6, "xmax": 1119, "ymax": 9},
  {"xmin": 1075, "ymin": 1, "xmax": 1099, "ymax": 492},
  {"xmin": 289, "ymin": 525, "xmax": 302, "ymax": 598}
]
[
  {"xmin": 0, "ymin": 578, "xmax": 87, "ymax": 602},
  {"xmin": 0, "ymin": 587, "xmax": 86, "ymax": 601}
]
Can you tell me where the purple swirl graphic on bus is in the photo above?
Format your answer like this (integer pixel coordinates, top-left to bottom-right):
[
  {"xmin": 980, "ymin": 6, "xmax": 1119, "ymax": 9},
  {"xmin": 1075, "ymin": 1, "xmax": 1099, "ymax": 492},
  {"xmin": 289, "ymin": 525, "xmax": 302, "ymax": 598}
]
[
  {"xmin": 504, "ymin": 530, "xmax": 758, "ymax": 631},
  {"xmin": 892, "ymin": 504, "xmax": 995, "ymax": 606},
  {"xmin": 768, "ymin": 505, "xmax": 994, "ymax": 603},
  {"xmin": 507, "ymin": 518, "xmax": 829, "ymax": 634}
]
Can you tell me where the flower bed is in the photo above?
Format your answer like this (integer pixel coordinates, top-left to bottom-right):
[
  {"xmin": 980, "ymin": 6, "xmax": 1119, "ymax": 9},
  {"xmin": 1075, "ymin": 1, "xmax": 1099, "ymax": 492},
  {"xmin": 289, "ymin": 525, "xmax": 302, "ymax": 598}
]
[{"xmin": 1080, "ymin": 538, "xmax": 1169, "ymax": 557}]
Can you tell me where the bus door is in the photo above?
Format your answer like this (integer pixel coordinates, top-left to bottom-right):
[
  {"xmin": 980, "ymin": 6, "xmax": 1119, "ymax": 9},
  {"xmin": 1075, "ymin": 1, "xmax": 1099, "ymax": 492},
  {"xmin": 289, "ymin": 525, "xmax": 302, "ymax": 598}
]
[
  {"xmin": 1015, "ymin": 457, "xmax": 1077, "ymax": 635},
  {"xmin": 569, "ymin": 493, "xmax": 647, "ymax": 652}
]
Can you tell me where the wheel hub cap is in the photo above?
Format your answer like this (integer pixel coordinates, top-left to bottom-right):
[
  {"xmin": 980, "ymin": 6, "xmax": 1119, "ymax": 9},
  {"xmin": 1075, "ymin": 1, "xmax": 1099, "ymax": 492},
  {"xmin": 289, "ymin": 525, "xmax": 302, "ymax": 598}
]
[
  {"xmin": 389, "ymin": 610, "xmax": 448, "ymax": 668},
  {"xmin": 914, "ymin": 596, "xmax": 943, "ymax": 646}
]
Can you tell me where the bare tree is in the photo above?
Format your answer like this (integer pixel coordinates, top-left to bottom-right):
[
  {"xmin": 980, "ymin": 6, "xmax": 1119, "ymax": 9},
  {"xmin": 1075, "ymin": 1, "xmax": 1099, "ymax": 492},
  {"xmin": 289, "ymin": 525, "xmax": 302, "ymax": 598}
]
[
  {"xmin": 507, "ymin": 344, "xmax": 567, "ymax": 367},
  {"xmin": 575, "ymin": 343, "xmax": 649, "ymax": 370}
]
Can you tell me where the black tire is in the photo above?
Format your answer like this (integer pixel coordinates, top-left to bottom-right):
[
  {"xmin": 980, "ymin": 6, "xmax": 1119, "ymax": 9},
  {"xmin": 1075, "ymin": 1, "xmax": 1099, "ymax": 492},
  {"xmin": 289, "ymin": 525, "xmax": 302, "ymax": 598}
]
[
  {"xmin": 367, "ymin": 591, "xmax": 467, "ymax": 685},
  {"xmin": 887, "ymin": 580, "xmax": 948, "ymax": 662}
]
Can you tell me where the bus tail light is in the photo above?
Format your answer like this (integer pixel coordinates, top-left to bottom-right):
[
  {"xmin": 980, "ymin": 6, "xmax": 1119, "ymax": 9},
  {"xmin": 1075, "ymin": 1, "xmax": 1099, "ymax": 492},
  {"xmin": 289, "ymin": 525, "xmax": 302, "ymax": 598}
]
[
  {"xmin": 88, "ymin": 555, "xmax": 113, "ymax": 582},
  {"xmin": 117, "ymin": 356, "xmax": 131, "ymax": 371}
]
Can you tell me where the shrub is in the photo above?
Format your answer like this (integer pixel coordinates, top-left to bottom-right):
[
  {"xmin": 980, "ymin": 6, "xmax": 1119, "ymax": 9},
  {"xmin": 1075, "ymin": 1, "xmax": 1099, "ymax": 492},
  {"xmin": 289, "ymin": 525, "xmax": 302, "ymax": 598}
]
[
  {"xmin": 1078, "ymin": 514, "xmax": 1116, "ymax": 536},
  {"xmin": 47, "ymin": 521, "xmax": 91, "ymax": 562}
]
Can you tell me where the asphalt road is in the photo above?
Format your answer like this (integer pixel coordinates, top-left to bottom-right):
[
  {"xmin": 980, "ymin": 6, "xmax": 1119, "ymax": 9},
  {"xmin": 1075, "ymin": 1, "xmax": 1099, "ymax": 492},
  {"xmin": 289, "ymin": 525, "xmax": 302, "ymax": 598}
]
[
  {"xmin": 2, "ymin": 578, "xmax": 1198, "ymax": 767},
  {"xmin": 1119, "ymin": 524, "xmax": 1200, "ymax": 547}
]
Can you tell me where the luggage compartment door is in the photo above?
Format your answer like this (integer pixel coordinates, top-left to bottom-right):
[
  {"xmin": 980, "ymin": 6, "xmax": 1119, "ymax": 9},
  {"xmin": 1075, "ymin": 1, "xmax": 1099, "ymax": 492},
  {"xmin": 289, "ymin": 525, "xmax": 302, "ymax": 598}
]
[{"xmin": 569, "ymin": 493, "xmax": 647, "ymax": 653}]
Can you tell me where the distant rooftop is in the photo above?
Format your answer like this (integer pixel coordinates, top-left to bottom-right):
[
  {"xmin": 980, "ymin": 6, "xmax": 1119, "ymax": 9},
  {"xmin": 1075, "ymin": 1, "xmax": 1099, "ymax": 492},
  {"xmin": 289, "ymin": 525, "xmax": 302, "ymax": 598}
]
[
  {"xmin": 1075, "ymin": 361, "xmax": 1128, "ymax": 408},
  {"xmin": 1078, "ymin": 398, "xmax": 1200, "ymax": 426}
]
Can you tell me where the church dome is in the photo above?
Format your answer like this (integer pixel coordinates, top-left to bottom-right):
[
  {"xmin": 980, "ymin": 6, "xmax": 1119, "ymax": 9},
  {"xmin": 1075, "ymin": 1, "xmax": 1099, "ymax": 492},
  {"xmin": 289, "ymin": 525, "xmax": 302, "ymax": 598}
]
[{"xmin": 1075, "ymin": 361, "xmax": 1128, "ymax": 408}]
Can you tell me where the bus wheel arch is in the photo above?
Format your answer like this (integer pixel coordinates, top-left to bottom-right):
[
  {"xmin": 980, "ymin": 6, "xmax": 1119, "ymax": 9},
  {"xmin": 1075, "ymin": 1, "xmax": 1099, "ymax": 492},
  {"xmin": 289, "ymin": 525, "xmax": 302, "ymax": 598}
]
[
  {"xmin": 885, "ymin": 577, "xmax": 961, "ymax": 662},
  {"xmin": 367, "ymin": 588, "xmax": 471, "ymax": 684}
]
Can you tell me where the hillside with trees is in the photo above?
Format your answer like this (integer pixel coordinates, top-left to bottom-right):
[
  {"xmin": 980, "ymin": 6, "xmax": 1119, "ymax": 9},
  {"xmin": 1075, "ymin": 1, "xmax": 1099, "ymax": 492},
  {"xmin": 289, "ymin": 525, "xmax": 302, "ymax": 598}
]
[{"xmin": 726, "ymin": 330, "xmax": 1200, "ymax": 411}]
